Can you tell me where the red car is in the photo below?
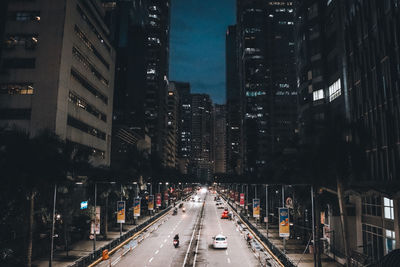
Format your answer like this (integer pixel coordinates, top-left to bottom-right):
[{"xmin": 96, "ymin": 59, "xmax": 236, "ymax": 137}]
[{"xmin": 221, "ymin": 210, "xmax": 229, "ymax": 219}]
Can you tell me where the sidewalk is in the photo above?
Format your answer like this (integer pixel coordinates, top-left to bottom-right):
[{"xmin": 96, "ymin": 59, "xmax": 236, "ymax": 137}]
[
  {"xmin": 224, "ymin": 197, "xmax": 343, "ymax": 267},
  {"xmin": 32, "ymin": 212, "xmax": 162, "ymax": 267}
]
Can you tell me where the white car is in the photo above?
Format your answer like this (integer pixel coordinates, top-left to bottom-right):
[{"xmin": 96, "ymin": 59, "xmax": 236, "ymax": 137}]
[{"xmin": 213, "ymin": 234, "xmax": 228, "ymax": 249}]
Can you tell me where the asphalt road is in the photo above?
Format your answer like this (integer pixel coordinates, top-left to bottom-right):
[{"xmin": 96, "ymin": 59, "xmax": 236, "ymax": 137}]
[{"xmin": 109, "ymin": 191, "xmax": 260, "ymax": 267}]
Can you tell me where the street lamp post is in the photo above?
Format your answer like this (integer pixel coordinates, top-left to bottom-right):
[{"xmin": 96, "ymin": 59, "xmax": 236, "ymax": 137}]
[
  {"xmin": 93, "ymin": 183, "xmax": 97, "ymax": 252},
  {"xmin": 266, "ymin": 184, "xmax": 269, "ymax": 237},
  {"xmin": 120, "ymin": 184, "xmax": 123, "ymax": 237},
  {"xmin": 49, "ymin": 184, "xmax": 57, "ymax": 267}
]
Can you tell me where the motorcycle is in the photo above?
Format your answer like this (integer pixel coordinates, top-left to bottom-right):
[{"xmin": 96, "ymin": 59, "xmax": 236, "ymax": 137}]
[
  {"xmin": 173, "ymin": 208, "xmax": 178, "ymax": 215},
  {"xmin": 173, "ymin": 239, "xmax": 179, "ymax": 248},
  {"xmin": 182, "ymin": 207, "xmax": 186, "ymax": 212}
]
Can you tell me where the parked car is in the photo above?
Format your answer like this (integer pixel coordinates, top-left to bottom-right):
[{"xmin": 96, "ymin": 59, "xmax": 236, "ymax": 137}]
[{"xmin": 213, "ymin": 234, "xmax": 228, "ymax": 249}]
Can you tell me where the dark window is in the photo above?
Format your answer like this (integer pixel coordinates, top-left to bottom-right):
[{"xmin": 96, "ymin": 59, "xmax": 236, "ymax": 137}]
[
  {"xmin": 4, "ymin": 34, "xmax": 38, "ymax": 49},
  {"xmin": 3, "ymin": 58, "xmax": 35, "ymax": 68},
  {"xmin": 74, "ymin": 25, "xmax": 109, "ymax": 69},
  {"xmin": 8, "ymin": 11, "xmax": 40, "ymax": 21},
  {"xmin": 67, "ymin": 115, "xmax": 106, "ymax": 140},
  {"xmin": 70, "ymin": 69, "xmax": 108, "ymax": 104},
  {"xmin": 0, "ymin": 83, "xmax": 34, "ymax": 95},
  {"xmin": 0, "ymin": 108, "xmax": 31, "ymax": 120},
  {"xmin": 72, "ymin": 47, "xmax": 109, "ymax": 86},
  {"xmin": 68, "ymin": 91, "xmax": 106, "ymax": 122},
  {"xmin": 66, "ymin": 139, "xmax": 105, "ymax": 159},
  {"xmin": 76, "ymin": 4, "xmax": 110, "ymax": 52}
]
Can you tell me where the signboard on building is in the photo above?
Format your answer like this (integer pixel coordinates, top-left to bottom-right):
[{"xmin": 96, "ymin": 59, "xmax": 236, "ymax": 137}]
[
  {"xmin": 117, "ymin": 201, "xmax": 125, "ymax": 223},
  {"xmin": 253, "ymin": 198, "xmax": 260, "ymax": 218},
  {"xmin": 134, "ymin": 197, "xmax": 141, "ymax": 217},
  {"xmin": 279, "ymin": 208, "xmax": 290, "ymax": 237}
]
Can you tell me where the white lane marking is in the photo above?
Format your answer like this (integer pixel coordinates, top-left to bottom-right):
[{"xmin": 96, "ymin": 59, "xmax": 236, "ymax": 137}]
[
  {"xmin": 155, "ymin": 250, "xmax": 159, "ymax": 254},
  {"xmin": 160, "ymin": 244, "xmax": 163, "ymax": 248},
  {"xmin": 111, "ymin": 257, "xmax": 121, "ymax": 266},
  {"xmin": 168, "ymin": 235, "xmax": 170, "ymax": 238},
  {"xmin": 225, "ymin": 250, "xmax": 228, "ymax": 255},
  {"xmin": 227, "ymin": 258, "xmax": 231, "ymax": 264},
  {"xmin": 149, "ymin": 257, "xmax": 153, "ymax": 263},
  {"xmin": 164, "ymin": 239, "xmax": 167, "ymax": 243}
]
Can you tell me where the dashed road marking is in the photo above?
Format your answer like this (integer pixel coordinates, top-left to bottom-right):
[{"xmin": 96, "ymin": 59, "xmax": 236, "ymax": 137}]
[
  {"xmin": 227, "ymin": 258, "xmax": 231, "ymax": 264},
  {"xmin": 155, "ymin": 250, "xmax": 159, "ymax": 254},
  {"xmin": 149, "ymin": 257, "xmax": 153, "ymax": 263},
  {"xmin": 225, "ymin": 250, "xmax": 228, "ymax": 255},
  {"xmin": 164, "ymin": 239, "xmax": 167, "ymax": 243},
  {"xmin": 160, "ymin": 244, "xmax": 163, "ymax": 248}
]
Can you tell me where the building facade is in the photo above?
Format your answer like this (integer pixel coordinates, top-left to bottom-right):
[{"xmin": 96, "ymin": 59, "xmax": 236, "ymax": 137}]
[
  {"xmin": 190, "ymin": 94, "xmax": 213, "ymax": 182},
  {"xmin": 237, "ymin": 0, "xmax": 297, "ymax": 176},
  {"xmin": 226, "ymin": 24, "xmax": 244, "ymax": 175},
  {"xmin": 213, "ymin": 104, "xmax": 227, "ymax": 174},
  {"xmin": 175, "ymin": 81, "xmax": 191, "ymax": 174},
  {"xmin": 0, "ymin": 0, "xmax": 115, "ymax": 166}
]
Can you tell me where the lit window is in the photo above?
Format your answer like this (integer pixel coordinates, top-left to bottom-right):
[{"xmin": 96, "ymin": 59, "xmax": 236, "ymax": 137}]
[
  {"xmin": 386, "ymin": 230, "xmax": 396, "ymax": 254},
  {"xmin": 313, "ymin": 89, "xmax": 324, "ymax": 101},
  {"xmin": 0, "ymin": 83, "xmax": 34, "ymax": 95},
  {"xmin": 328, "ymin": 78, "xmax": 341, "ymax": 102},
  {"xmin": 384, "ymin": 197, "xmax": 394, "ymax": 220}
]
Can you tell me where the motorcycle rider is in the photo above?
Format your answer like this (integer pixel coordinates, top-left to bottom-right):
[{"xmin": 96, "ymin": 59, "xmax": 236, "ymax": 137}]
[
  {"xmin": 174, "ymin": 234, "xmax": 179, "ymax": 241},
  {"xmin": 173, "ymin": 234, "xmax": 180, "ymax": 247}
]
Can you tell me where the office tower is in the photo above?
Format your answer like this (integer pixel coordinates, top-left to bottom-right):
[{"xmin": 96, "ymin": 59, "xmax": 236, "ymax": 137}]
[
  {"xmin": 214, "ymin": 104, "xmax": 227, "ymax": 174},
  {"xmin": 190, "ymin": 94, "xmax": 213, "ymax": 182},
  {"xmin": 164, "ymin": 82, "xmax": 179, "ymax": 168},
  {"xmin": 237, "ymin": 0, "xmax": 297, "ymax": 175},
  {"xmin": 175, "ymin": 81, "xmax": 192, "ymax": 174},
  {"xmin": 226, "ymin": 25, "xmax": 244, "ymax": 175},
  {"xmin": 0, "ymin": 0, "xmax": 116, "ymax": 166}
]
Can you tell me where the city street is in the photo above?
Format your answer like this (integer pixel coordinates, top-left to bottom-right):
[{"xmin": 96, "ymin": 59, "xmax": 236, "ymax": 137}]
[{"xmin": 103, "ymin": 191, "xmax": 260, "ymax": 267}]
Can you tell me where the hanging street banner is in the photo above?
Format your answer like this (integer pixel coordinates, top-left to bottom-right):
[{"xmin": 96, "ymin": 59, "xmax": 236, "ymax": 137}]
[
  {"xmin": 253, "ymin": 198, "xmax": 260, "ymax": 218},
  {"xmin": 240, "ymin": 193, "xmax": 245, "ymax": 207},
  {"xmin": 235, "ymin": 192, "xmax": 239, "ymax": 203},
  {"xmin": 148, "ymin": 195, "xmax": 154, "ymax": 211},
  {"xmin": 134, "ymin": 197, "xmax": 141, "ymax": 217},
  {"xmin": 117, "ymin": 201, "xmax": 125, "ymax": 223},
  {"xmin": 164, "ymin": 191, "xmax": 169, "ymax": 204},
  {"xmin": 90, "ymin": 206, "xmax": 100, "ymax": 234},
  {"xmin": 279, "ymin": 207, "xmax": 290, "ymax": 237},
  {"xmin": 156, "ymin": 193, "xmax": 162, "ymax": 207}
]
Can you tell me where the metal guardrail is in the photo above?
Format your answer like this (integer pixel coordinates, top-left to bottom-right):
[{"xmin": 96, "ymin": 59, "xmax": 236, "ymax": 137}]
[
  {"xmin": 221, "ymin": 194, "xmax": 296, "ymax": 267},
  {"xmin": 67, "ymin": 207, "xmax": 172, "ymax": 267}
]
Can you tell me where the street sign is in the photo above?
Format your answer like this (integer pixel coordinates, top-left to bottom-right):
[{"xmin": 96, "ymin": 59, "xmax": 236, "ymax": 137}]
[
  {"xmin": 134, "ymin": 197, "xmax": 141, "ymax": 217},
  {"xmin": 253, "ymin": 198, "xmax": 260, "ymax": 218},
  {"xmin": 80, "ymin": 201, "xmax": 88, "ymax": 210},
  {"xmin": 279, "ymin": 207, "xmax": 290, "ymax": 237},
  {"xmin": 117, "ymin": 201, "xmax": 125, "ymax": 223}
]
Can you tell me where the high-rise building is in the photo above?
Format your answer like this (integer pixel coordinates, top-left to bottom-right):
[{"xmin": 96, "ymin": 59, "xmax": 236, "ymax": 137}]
[
  {"xmin": 226, "ymin": 25, "xmax": 244, "ymax": 175},
  {"xmin": 164, "ymin": 82, "xmax": 179, "ymax": 168},
  {"xmin": 175, "ymin": 81, "xmax": 191, "ymax": 174},
  {"xmin": 237, "ymin": 0, "xmax": 297, "ymax": 175},
  {"xmin": 190, "ymin": 94, "xmax": 213, "ymax": 182},
  {"xmin": 213, "ymin": 104, "xmax": 227, "ymax": 174},
  {"xmin": 0, "ymin": 0, "xmax": 116, "ymax": 166},
  {"xmin": 144, "ymin": 0, "xmax": 171, "ymax": 162}
]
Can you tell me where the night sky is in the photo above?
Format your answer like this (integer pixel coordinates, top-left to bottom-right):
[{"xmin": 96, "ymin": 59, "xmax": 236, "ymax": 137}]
[{"xmin": 169, "ymin": 0, "xmax": 236, "ymax": 104}]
